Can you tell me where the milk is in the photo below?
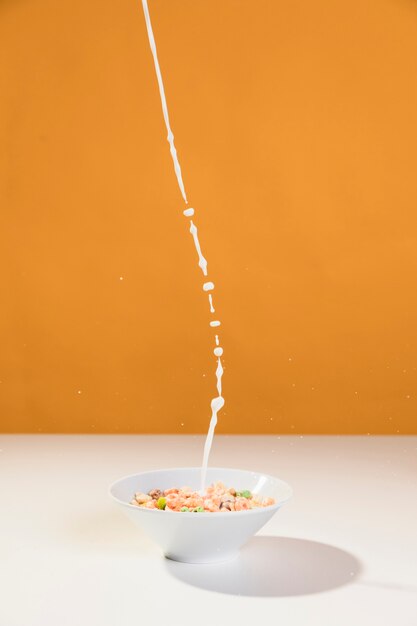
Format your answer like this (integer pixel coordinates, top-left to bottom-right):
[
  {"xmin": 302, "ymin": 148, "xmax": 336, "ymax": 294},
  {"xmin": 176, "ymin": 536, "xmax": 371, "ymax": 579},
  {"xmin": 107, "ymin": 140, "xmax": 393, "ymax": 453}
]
[{"xmin": 141, "ymin": 0, "xmax": 225, "ymax": 491}]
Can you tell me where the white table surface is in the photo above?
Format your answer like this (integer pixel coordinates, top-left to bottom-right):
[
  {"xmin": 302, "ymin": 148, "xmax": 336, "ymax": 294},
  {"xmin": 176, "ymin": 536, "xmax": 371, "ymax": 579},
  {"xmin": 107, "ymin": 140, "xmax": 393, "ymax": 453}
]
[{"xmin": 0, "ymin": 435, "xmax": 416, "ymax": 626}]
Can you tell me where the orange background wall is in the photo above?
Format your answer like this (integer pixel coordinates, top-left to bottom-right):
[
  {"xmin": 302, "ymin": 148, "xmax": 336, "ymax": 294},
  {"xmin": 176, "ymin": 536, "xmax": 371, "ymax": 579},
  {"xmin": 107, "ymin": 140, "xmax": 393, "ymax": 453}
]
[{"xmin": 1, "ymin": 0, "xmax": 417, "ymax": 434}]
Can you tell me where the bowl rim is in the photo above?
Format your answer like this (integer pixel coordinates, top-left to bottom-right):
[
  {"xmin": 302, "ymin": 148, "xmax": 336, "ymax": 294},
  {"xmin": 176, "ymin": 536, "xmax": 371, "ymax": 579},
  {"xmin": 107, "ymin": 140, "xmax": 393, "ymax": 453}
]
[{"xmin": 109, "ymin": 466, "xmax": 293, "ymax": 518}]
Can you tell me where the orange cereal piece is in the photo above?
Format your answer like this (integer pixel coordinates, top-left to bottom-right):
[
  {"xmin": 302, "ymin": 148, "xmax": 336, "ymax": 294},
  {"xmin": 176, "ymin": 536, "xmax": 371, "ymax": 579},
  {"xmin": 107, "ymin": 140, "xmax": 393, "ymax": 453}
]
[
  {"xmin": 143, "ymin": 500, "xmax": 157, "ymax": 509},
  {"xmin": 204, "ymin": 498, "xmax": 220, "ymax": 512},
  {"xmin": 185, "ymin": 497, "xmax": 204, "ymax": 509},
  {"xmin": 234, "ymin": 498, "xmax": 250, "ymax": 511}
]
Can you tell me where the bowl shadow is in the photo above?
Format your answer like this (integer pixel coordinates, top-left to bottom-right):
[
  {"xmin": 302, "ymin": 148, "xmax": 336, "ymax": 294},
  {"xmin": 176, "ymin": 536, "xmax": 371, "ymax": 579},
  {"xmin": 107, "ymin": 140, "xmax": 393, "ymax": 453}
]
[{"xmin": 165, "ymin": 536, "xmax": 362, "ymax": 597}]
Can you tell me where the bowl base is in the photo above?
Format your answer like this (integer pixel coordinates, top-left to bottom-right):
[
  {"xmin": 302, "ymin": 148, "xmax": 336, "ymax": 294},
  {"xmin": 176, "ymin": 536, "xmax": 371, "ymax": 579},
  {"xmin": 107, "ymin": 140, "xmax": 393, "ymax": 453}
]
[{"xmin": 164, "ymin": 551, "xmax": 239, "ymax": 565}]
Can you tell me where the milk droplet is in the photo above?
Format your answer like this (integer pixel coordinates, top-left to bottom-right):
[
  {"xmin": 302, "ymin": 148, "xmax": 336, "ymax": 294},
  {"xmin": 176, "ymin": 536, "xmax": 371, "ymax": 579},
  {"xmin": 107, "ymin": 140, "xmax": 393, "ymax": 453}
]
[
  {"xmin": 77, "ymin": 390, "xmax": 82, "ymax": 394},
  {"xmin": 215, "ymin": 357, "xmax": 223, "ymax": 396},
  {"xmin": 214, "ymin": 347, "xmax": 223, "ymax": 356},
  {"xmin": 183, "ymin": 208, "xmax": 194, "ymax": 217},
  {"xmin": 119, "ymin": 276, "xmax": 124, "ymax": 281},
  {"xmin": 189, "ymin": 221, "xmax": 208, "ymax": 275},
  {"xmin": 210, "ymin": 320, "xmax": 221, "ymax": 327},
  {"xmin": 203, "ymin": 282, "xmax": 214, "ymax": 291},
  {"xmin": 208, "ymin": 293, "xmax": 215, "ymax": 312}
]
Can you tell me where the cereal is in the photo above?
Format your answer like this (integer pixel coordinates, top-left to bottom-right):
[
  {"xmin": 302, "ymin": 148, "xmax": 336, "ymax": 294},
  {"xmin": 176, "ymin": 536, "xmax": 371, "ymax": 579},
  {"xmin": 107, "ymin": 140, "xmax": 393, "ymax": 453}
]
[
  {"xmin": 156, "ymin": 497, "xmax": 167, "ymax": 510},
  {"xmin": 134, "ymin": 492, "xmax": 152, "ymax": 504},
  {"xmin": 148, "ymin": 489, "xmax": 163, "ymax": 500},
  {"xmin": 130, "ymin": 481, "xmax": 275, "ymax": 512}
]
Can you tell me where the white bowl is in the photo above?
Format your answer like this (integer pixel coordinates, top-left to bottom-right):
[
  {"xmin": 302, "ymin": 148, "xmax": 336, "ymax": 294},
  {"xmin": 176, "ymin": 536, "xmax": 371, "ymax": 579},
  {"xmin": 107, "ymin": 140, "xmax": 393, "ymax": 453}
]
[{"xmin": 109, "ymin": 467, "xmax": 292, "ymax": 564}]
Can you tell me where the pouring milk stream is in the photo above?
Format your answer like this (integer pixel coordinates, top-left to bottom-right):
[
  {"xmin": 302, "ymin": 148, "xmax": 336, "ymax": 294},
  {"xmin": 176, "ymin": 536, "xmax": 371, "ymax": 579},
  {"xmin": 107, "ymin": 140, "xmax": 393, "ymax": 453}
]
[{"xmin": 141, "ymin": 0, "xmax": 225, "ymax": 491}]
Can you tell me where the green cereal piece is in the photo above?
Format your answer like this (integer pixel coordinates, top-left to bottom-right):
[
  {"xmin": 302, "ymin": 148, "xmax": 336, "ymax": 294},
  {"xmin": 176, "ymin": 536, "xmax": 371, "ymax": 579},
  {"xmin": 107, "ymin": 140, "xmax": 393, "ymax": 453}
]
[
  {"xmin": 237, "ymin": 490, "xmax": 252, "ymax": 499},
  {"xmin": 193, "ymin": 506, "xmax": 205, "ymax": 512},
  {"xmin": 180, "ymin": 507, "xmax": 189, "ymax": 512},
  {"xmin": 156, "ymin": 497, "xmax": 167, "ymax": 510}
]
